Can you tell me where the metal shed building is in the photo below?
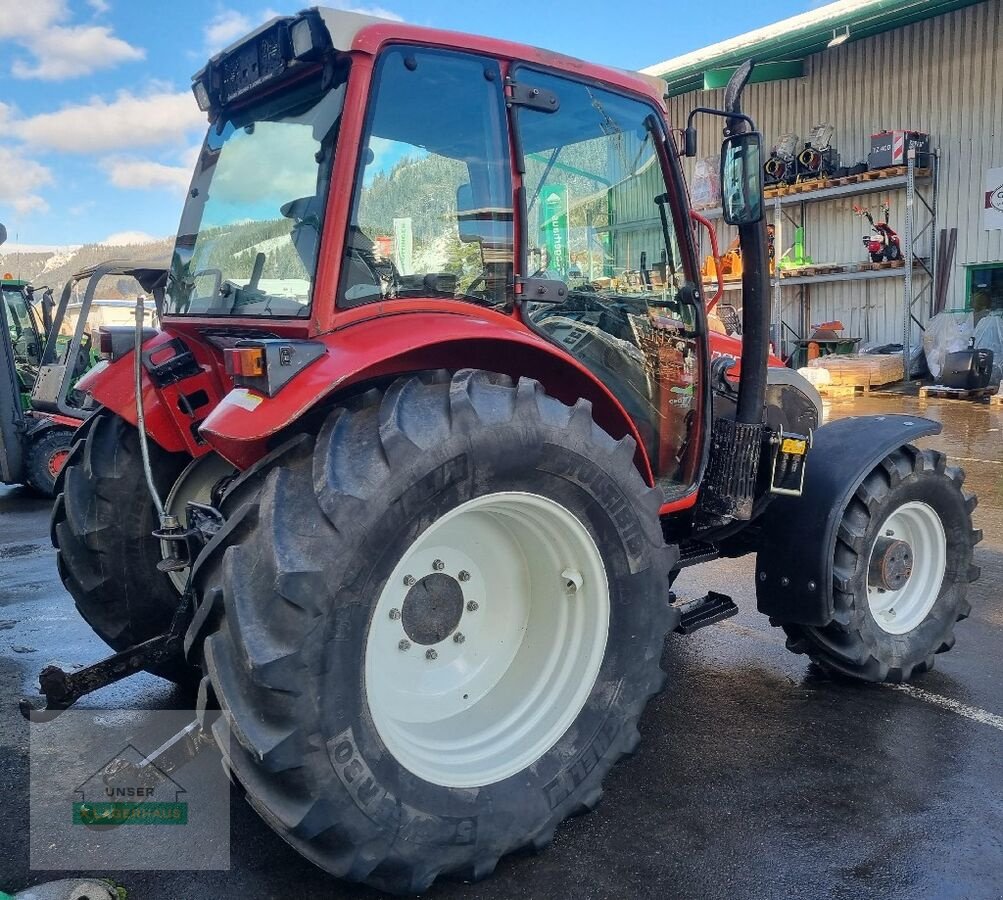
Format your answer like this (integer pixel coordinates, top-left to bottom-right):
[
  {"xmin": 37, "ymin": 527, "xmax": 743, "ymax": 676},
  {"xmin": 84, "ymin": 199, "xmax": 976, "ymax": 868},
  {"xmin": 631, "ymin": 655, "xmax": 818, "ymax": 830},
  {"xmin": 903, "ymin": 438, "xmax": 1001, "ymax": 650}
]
[{"xmin": 641, "ymin": 0, "xmax": 1003, "ymax": 360}]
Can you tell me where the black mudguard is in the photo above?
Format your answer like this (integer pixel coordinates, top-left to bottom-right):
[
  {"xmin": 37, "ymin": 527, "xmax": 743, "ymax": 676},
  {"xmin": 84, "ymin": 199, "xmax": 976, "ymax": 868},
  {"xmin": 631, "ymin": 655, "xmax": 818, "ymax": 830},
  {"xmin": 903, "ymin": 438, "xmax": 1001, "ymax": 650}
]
[{"xmin": 755, "ymin": 414, "xmax": 941, "ymax": 626}]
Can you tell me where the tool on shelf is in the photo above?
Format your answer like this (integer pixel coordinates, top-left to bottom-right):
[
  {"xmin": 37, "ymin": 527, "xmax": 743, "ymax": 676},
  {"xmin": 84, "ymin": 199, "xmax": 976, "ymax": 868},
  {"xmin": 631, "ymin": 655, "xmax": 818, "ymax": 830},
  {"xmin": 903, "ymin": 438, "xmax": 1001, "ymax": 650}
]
[
  {"xmin": 797, "ymin": 124, "xmax": 840, "ymax": 182},
  {"xmin": 764, "ymin": 133, "xmax": 800, "ymax": 185},
  {"xmin": 852, "ymin": 198, "xmax": 901, "ymax": 262}
]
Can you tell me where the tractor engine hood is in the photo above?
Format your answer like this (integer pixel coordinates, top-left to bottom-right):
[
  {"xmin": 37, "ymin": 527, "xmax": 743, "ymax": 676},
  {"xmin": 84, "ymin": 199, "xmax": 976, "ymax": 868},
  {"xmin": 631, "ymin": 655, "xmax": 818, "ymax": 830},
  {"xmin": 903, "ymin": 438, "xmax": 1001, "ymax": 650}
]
[{"xmin": 190, "ymin": 7, "xmax": 382, "ymax": 119}]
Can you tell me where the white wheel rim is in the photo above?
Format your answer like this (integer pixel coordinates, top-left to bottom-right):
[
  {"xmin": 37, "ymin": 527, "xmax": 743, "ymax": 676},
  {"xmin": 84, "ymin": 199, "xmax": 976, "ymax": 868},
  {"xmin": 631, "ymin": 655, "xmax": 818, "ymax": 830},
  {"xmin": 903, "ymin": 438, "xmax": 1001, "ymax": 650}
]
[
  {"xmin": 364, "ymin": 491, "xmax": 610, "ymax": 789},
  {"xmin": 162, "ymin": 453, "xmax": 238, "ymax": 592},
  {"xmin": 866, "ymin": 501, "xmax": 947, "ymax": 634}
]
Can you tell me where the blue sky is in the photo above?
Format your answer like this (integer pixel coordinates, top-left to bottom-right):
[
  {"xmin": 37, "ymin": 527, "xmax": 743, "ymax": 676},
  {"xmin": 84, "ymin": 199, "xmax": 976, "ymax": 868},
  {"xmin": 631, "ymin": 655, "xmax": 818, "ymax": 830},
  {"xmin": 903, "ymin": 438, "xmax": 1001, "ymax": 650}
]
[{"xmin": 0, "ymin": 0, "xmax": 812, "ymax": 249}]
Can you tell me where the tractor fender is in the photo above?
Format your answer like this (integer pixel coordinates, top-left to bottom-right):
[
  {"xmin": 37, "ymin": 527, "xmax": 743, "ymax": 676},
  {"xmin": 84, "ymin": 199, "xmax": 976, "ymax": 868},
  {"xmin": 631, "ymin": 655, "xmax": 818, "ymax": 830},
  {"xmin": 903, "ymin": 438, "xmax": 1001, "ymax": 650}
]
[
  {"xmin": 25, "ymin": 411, "xmax": 84, "ymax": 434},
  {"xmin": 198, "ymin": 311, "xmax": 654, "ymax": 481},
  {"xmin": 754, "ymin": 414, "xmax": 941, "ymax": 626},
  {"xmin": 75, "ymin": 332, "xmax": 228, "ymax": 456}
]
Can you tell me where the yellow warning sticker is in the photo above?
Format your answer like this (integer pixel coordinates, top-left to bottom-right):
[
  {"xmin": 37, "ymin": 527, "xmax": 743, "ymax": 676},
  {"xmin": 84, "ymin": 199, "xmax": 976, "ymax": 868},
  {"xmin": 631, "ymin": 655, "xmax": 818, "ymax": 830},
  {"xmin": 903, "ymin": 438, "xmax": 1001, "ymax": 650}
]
[{"xmin": 781, "ymin": 437, "xmax": 808, "ymax": 455}]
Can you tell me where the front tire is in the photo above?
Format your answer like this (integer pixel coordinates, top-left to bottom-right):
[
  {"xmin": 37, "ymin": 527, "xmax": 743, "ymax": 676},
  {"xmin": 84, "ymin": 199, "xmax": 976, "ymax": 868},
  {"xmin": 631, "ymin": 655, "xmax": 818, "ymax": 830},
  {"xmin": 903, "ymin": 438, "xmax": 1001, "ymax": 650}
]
[
  {"xmin": 191, "ymin": 370, "xmax": 677, "ymax": 893},
  {"xmin": 781, "ymin": 445, "xmax": 980, "ymax": 682},
  {"xmin": 26, "ymin": 427, "xmax": 75, "ymax": 497}
]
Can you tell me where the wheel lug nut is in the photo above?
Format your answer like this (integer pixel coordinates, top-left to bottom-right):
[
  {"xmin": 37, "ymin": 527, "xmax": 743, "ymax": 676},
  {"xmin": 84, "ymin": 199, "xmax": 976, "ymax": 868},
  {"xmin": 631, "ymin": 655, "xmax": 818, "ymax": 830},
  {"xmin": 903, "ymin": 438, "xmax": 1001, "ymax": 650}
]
[
  {"xmin": 454, "ymin": 632, "xmax": 465, "ymax": 644},
  {"xmin": 425, "ymin": 648, "xmax": 438, "ymax": 660},
  {"xmin": 466, "ymin": 600, "xmax": 479, "ymax": 612},
  {"xmin": 458, "ymin": 570, "xmax": 471, "ymax": 582},
  {"xmin": 398, "ymin": 639, "xmax": 411, "ymax": 651},
  {"xmin": 404, "ymin": 575, "xmax": 416, "ymax": 586},
  {"xmin": 389, "ymin": 608, "xmax": 401, "ymax": 620},
  {"xmin": 432, "ymin": 559, "xmax": 444, "ymax": 571}
]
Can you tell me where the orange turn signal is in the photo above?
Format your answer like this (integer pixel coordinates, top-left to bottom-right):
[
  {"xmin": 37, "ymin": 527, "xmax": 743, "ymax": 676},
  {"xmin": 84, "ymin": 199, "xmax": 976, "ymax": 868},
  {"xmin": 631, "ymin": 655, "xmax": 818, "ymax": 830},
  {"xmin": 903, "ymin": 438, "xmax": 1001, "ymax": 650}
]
[{"xmin": 224, "ymin": 346, "xmax": 265, "ymax": 377}]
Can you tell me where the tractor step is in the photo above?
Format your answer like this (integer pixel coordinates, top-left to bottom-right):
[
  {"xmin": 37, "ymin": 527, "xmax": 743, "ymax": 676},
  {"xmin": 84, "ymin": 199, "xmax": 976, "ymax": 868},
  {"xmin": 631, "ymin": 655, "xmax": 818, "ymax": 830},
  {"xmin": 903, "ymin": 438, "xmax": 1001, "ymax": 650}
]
[
  {"xmin": 672, "ymin": 591, "xmax": 738, "ymax": 635},
  {"xmin": 675, "ymin": 539, "xmax": 720, "ymax": 569}
]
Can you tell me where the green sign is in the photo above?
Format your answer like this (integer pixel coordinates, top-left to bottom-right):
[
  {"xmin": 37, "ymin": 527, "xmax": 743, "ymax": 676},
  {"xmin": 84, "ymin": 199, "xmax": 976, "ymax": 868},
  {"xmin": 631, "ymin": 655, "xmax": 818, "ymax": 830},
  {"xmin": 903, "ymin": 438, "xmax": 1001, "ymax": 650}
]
[
  {"xmin": 73, "ymin": 801, "xmax": 188, "ymax": 825},
  {"xmin": 538, "ymin": 184, "xmax": 570, "ymax": 276}
]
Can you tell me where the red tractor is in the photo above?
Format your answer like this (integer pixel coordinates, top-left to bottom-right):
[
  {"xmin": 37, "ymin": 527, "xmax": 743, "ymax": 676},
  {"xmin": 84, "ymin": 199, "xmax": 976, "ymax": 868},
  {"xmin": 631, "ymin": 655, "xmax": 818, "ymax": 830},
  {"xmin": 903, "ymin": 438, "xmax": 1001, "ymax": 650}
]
[{"xmin": 29, "ymin": 9, "xmax": 979, "ymax": 893}]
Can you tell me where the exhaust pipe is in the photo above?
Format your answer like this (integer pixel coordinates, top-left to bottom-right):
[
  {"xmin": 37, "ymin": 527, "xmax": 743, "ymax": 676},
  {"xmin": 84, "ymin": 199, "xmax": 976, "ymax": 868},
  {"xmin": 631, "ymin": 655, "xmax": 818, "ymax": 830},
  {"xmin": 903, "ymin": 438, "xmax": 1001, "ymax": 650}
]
[{"xmin": 723, "ymin": 61, "xmax": 771, "ymax": 429}]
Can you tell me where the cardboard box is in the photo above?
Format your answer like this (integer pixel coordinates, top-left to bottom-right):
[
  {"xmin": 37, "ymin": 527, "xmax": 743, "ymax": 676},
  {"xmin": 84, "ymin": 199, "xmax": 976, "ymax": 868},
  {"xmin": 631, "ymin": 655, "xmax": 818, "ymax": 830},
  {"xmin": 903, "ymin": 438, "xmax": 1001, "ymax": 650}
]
[{"xmin": 868, "ymin": 130, "xmax": 929, "ymax": 169}]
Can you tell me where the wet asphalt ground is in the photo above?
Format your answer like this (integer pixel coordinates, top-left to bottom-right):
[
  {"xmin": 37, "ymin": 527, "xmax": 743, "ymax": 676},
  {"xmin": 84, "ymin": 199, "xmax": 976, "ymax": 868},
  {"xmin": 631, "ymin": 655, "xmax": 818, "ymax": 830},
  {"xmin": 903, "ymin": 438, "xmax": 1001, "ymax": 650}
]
[{"xmin": 1, "ymin": 392, "xmax": 1001, "ymax": 899}]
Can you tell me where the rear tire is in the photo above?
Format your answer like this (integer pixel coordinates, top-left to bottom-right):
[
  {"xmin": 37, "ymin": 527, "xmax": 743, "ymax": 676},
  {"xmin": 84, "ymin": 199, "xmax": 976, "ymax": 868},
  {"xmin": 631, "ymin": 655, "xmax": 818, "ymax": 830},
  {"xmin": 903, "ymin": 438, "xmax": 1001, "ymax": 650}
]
[
  {"xmin": 781, "ymin": 446, "xmax": 980, "ymax": 682},
  {"xmin": 52, "ymin": 412, "xmax": 192, "ymax": 680},
  {"xmin": 25, "ymin": 427, "xmax": 75, "ymax": 497},
  {"xmin": 190, "ymin": 370, "xmax": 677, "ymax": 893}
]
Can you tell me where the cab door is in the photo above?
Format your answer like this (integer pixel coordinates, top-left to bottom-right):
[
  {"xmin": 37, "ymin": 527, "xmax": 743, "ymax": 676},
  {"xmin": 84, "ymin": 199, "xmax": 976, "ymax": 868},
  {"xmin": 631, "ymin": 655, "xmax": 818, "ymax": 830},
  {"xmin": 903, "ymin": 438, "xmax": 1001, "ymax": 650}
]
[{"xmin": 512, "ymin": 69, "xmax": 706, "ymax": 501}]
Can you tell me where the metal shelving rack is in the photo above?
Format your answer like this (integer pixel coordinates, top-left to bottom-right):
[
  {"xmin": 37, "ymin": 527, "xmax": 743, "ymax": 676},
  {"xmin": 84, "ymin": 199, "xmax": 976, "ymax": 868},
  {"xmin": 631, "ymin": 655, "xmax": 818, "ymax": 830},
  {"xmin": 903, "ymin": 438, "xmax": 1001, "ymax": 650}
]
[{"xmin": 700, "ymin": 152, "xmax": 938, "ymax": 369}]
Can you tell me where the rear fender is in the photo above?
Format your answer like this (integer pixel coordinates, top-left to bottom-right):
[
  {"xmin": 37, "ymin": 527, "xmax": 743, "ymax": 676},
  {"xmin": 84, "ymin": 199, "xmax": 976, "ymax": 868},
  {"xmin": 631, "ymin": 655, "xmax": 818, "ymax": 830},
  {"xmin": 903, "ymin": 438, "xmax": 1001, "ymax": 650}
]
[
  {"xmin": 755, "ymin": 414, "xmax": 941, "ymax": 626},
  {"xmin": 76, "ymin": 331, "xmax": 228, "ymax": 457},
  {"xmin": 199, "ymin": 312, "xmax": 653, "ymax": 480}
]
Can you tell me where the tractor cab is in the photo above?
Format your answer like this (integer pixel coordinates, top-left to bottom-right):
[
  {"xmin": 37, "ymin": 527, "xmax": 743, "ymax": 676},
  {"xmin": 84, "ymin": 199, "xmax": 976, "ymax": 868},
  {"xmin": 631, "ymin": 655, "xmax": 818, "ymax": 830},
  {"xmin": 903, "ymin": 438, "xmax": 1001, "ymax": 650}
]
[{"xmin": 2, "ymin": 275, "xmax": 47, "ymax": 403}]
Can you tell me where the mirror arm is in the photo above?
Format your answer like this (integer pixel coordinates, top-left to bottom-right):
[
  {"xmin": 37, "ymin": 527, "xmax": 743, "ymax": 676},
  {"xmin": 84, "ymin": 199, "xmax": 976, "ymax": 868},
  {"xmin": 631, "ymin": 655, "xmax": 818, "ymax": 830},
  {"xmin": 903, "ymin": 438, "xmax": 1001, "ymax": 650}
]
[{"xmin": 690, "ymin": 210, "xmax": 724, "ymax": 311}]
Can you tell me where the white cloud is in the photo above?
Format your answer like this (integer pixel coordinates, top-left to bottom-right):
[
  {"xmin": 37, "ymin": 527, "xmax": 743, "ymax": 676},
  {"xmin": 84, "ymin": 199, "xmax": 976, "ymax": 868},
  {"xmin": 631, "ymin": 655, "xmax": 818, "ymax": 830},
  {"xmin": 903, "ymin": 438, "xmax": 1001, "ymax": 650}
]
[
  {"xmin": 201, "ymin": 5, "xmax": 402, "ymax": 58},
  {"xmin": 13, "ymin": 90, "xmax": 205, "ymax": 153},
  {"xmin": 0, "ymin": 146, "xmax": 54, "ymax": 215},
  {"xmin": 334, "ymin": 3, "xmax": 403, "ymax": 20},
  {"xmin": 87, "ymin": 0, "xmax": 111, "ymax": 12},
  {"xmin": 0, "ymin": 0, "xmax": 144, "ymax": 81},
  {"xmin": 12, "ymin": 25, "xmax": 145, "ymax": 80},
  {"xmin": 0, "ymin": 0, "xmax": 63, "ymax": 38},
  {"xmin": 204, "ymin": 9, "xmax": 254, "ymax": 55},
  {"xmin": 203, "ymin": 8, "xmax": 282, "ymax": 56},
  {"xmin": 101, "ymin": 157, "xmax": 192, "ymax": 193},
  {"xmin": 101, "ymin": 231, "xmax": 162, "ymax": 246}
]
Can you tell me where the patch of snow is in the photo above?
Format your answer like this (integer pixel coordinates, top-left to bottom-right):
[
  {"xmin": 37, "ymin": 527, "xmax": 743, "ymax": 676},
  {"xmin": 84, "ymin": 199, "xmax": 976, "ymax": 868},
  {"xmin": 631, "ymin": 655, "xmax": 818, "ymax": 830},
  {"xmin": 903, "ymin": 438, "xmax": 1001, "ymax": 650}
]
[
  {"xmin": 1, "ymin": 243, "xmax": 81, "ymax": 255},
  {"xmin": 238, "ymin": 235, "xmax": 290, "ymax": 256}
]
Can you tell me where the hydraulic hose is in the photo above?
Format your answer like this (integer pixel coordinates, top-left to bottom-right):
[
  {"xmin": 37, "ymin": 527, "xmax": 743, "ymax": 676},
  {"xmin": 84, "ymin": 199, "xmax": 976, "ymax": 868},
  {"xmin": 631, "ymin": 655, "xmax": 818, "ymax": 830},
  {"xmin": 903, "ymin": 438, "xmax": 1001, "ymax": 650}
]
[{"xmin": 134, "ymin": 295, "xmax": 168, "ymax": 521}]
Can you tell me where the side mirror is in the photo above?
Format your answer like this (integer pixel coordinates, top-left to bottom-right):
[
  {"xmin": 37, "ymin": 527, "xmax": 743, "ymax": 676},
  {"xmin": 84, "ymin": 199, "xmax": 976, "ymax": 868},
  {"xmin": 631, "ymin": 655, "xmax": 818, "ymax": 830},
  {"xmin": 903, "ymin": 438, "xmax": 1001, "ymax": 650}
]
[
  {"xmin": 720, "ymin": 132, "xmax": 764, "ymax": 226},
  {"xmin": 683, "ymin": 126, "xmax": 697, "ymax": 159},
  {"xmin": 0, "ymin": 223, "xmax": 6, "ymax": 247}
]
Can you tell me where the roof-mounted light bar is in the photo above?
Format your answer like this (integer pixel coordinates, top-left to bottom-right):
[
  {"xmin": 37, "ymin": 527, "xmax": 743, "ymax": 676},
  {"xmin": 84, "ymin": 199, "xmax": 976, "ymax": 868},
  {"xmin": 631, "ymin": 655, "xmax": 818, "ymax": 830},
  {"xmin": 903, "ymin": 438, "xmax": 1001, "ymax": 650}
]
[{"xmin": 191, "ymin": 9, "xmax": 332, "ymax": 116}]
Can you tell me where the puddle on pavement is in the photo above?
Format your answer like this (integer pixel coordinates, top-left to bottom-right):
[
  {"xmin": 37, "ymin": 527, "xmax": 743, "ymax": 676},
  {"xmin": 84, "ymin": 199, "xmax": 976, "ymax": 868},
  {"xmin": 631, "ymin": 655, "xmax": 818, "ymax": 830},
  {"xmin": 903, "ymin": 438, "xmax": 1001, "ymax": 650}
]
[{"xmin": 823, "ymin": 393, "xmax": 1003, "ymax": 549}]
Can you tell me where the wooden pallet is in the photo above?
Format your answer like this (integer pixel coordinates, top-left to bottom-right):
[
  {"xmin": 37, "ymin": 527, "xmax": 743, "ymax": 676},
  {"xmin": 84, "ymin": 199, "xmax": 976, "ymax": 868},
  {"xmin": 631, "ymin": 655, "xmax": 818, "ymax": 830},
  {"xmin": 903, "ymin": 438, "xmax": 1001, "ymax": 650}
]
[
  {"xmin": 771, "ymin": 166, "xmax": 933, "ymax": 200},
  {"xmin": 806, "ymin": 354, "xmax": 904, "ymax": 393},
  {"xmin": 817, "ymin": 383, "xmax": 877, "ymax": 398},
  {"xmin": 920, "ymin": 385, "xmax": 997, "ymax": 401}
]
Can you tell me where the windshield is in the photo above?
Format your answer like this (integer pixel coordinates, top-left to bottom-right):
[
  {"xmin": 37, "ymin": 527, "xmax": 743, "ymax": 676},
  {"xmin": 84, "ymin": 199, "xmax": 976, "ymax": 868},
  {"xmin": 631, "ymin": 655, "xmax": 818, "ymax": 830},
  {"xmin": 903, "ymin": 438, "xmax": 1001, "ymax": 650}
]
[
  {"xmin": 3, "ymin": 284, "xmax": 44, "ymax": 375},
  {"xmin": 164, "ymin": 79, "xmax": 345, "ymax": 317}
]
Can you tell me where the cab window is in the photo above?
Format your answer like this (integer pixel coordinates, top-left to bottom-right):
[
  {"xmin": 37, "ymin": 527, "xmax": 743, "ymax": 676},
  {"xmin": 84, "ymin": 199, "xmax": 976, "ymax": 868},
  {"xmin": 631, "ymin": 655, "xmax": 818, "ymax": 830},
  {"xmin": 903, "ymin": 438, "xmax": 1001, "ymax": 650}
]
[
  {"xmin": 340, "ymin": 47, "xmax": 514, "ymax": 309},
  {"xmin": 516, "ymin": 69, "xmax": 703, "ymax": 498}
]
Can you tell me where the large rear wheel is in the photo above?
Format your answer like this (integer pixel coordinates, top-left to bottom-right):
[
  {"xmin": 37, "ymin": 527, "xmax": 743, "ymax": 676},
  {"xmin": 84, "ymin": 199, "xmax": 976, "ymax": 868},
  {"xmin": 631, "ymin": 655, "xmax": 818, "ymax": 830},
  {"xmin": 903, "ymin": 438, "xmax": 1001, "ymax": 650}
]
[{"xmin": 191, "ymin": 370, "xmax": 677, "ymax": 893}]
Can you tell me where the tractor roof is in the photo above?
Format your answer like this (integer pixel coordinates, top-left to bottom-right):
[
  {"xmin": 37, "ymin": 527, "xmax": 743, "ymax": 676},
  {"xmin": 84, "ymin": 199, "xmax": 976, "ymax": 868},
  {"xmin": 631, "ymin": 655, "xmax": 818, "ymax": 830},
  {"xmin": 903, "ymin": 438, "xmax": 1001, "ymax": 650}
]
[{"xmin": 200, "ymin": 7, "xmax": 667, "ymax": 113}]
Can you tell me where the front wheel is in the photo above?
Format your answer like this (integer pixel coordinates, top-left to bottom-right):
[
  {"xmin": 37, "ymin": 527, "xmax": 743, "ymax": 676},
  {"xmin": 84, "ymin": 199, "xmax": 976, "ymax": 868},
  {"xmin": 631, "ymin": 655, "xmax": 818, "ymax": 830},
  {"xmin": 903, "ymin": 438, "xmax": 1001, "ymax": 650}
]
[
  {"xmin": 782, "ymin": 446, "xmax": 980, "ymax": 682},
  {"xmin": 26, "ymin": 427, "xmax": 75, "ymax": 497},
  {"xmin": 192, "ymin": 370, "xmax": 677, "ymax": 893}
]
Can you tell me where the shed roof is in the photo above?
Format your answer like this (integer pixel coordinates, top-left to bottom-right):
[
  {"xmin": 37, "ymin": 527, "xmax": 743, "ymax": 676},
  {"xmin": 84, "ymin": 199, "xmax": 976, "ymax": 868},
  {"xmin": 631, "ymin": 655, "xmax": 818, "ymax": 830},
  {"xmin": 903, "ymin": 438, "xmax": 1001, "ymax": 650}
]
[{"xmin": 642, "ymin": 0, "xmax": 986, "ymax": 96}]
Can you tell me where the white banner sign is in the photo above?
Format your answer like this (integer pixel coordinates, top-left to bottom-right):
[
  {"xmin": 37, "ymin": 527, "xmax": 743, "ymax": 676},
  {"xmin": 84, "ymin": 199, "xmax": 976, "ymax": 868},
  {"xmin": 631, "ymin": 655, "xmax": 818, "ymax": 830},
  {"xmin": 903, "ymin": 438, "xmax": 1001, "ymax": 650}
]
[{"xmin": 985, "ymin": 167, "xmax": 1003, "ymax": 230}]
